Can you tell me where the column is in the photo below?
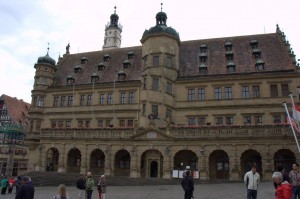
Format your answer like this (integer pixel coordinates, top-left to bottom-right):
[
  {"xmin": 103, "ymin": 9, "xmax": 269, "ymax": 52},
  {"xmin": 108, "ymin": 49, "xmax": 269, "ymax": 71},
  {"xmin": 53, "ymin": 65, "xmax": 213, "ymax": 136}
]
[
  {"xmin": 229, "ymin": 145, "xmax": 240, "ymax": 180},
  {"xmin": 130, "ymin": 146, "xmax": 139, "ymax": 178},
  {"xmin": 58, "ymin": 144, "xmax": 66, "ymax": 172},
  {"xmin": 104, "ymin": 145, "xmax": 112, "ymax": 176},
  {"xmin": 80, "ymin": 145, "xmax": 87, "ymax": 174},
  {"xmin": 162, "ymin": 147, "xmax": 172, "ymax": 179},
  {"xmin": 198, "ymin": 147, "xmax": 208, "ymax": 180}
]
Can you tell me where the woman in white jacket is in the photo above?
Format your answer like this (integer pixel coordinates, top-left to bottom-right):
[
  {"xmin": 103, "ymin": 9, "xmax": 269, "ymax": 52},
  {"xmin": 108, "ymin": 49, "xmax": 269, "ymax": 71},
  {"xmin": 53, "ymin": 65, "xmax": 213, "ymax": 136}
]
[{"xmin": 244, "ymin": 165, "xmax": 260, "ymax": 199}]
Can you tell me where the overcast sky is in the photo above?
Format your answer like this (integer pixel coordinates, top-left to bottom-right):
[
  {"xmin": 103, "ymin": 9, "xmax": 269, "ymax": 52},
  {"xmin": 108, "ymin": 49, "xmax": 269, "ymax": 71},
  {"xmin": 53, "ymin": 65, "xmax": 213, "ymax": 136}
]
[{"xmin": 1, "ymin": 0, "xmax": 299, "ymax": 103}]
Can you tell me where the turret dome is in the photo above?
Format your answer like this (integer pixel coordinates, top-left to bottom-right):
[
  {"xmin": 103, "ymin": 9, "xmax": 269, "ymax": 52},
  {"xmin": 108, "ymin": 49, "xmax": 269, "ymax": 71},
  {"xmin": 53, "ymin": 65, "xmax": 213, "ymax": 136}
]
[{"xmin": 37, "ymin": 52, "xmax": 56, "ymax": 66}]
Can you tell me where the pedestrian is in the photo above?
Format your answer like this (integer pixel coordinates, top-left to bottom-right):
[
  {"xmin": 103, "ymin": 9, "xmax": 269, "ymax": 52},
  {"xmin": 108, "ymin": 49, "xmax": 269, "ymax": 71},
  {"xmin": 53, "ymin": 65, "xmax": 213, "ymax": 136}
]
[
  {"xmin": 85, "ymin": 172, "xmax": 94, "ymax": 199},
  {"xmin": 273, "ymin": 171, "xmax": 292, "ymax": 199},
  {"xmin": 274, "ymin": 165, "xmax": 290, "ymax": 189},
  {"xmin": 8, "ymin": 176, "xmax": 16, "ymax": 194},
  {"xmin": 1, "ymin": 176, "xmax": 8, "ymax": 195},
  {"xmin": 15, "ymin": 176, "xmax": 34, "ymax": 199},
  {"xmin": 289, "ymin": 163, "xmax": 300, "ymax": 199},
  {"xmin": 76, "ymin": 174, "xmax": 86, "ymax": 199},
  {"xmin": 53, "ymin": 184, "xmax": 70, "ymax": 199},
  {"xmin": 244, "ymin": 165, "xmax": 260, "ymax": 199},
  {"xmin": 15, "ymin": 176, "xmax": 21, "ymax": 194},
  {"xmin": 181, "ymin": 170, "xmax": 194, "ymax": 199},
  {"xmin": 97, "ymin": 175, "xmax": 106, "ymax": 199}
]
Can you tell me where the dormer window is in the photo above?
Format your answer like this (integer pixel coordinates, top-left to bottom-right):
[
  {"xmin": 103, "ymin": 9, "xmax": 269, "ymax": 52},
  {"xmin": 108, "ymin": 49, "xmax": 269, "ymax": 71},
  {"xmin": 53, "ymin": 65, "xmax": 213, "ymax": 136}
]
[
  {"xmin": 91, "ymin": 72, "xmax": 99, "ymax": 82},
  {"xmin": 81, "ymin": 57, "xmax": 88, "ymax": 64},
  {"xmin": 74, "ymin": 64, "xmax": 82, "ymax": 73},
  {"xmin": 103, "ymin": 54, "xmax": 111, "ymax": 62},
  {"xmin": 250, "ymin": 40, "xmax": 258, "ymax": 49},
  {"xmin": 66, "ymin": 75, "xmax": 75, "ymax": 84},
  {"xmin": 123, "ymin": 60, "xmax": 131, "ymax": 68},
  {"xmin": 127, "ymin": 51, "xmax": 135, "ymax": 59},
  {"xmin": 200, "ymin": 44, "xmax": 207, "ymax": 53},
  {"xmin": 252, "ymin": 49, "xmax": 261, "ymax": 59},
  {"xmin": 199, "ymin": 64, "xmax": 208, "ymax": 75},
  {"xmin": 97, "ymin": 63, "xmax": 106, "ymax": 71},
  {"xmin": 118, "ymin": 70, "xmax": 126, "ymax": 81},
  {"xmin": 227, "ymin": 62, "xmax": 235, "ymax": 73},
  {"xmin": 225, "ymin": 51, "xmax": 234, "ymax": 61},
  {"xmin": 255, "ymin": 59, "xmax": 265, "ymax": 71},
  {"xmin": 225, "ymin": 42, "xmax": 232, "ymax": 51}
]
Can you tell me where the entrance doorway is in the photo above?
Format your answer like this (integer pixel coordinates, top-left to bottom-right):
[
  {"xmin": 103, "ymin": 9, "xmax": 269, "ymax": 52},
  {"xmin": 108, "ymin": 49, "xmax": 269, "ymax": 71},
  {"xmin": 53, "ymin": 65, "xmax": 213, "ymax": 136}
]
[{"xmin": 150, "ymin": 161, "xmax": 158, "ymax": 177}]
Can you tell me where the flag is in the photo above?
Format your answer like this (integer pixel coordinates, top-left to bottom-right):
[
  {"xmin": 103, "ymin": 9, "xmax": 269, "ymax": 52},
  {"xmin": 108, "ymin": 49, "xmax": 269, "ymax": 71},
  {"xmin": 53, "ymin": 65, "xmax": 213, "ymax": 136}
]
[
  {"xmin": 287, "ymin": 116, "xmax": 299, "ymax": 132},
  {"xmin": 292, "ymin": 103, "xmax": 300, "ymax": 121}
]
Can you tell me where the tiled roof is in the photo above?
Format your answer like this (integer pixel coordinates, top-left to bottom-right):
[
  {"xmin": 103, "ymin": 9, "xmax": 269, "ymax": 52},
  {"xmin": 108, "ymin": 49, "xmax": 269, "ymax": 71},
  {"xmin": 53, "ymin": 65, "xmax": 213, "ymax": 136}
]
[
  {"xmin": 0, "ymin": 94, "xmax": 30, "ymax": 125},
  {"xmin": 53, "ymin": 32, "xmax": 295, "ymax": 86}
]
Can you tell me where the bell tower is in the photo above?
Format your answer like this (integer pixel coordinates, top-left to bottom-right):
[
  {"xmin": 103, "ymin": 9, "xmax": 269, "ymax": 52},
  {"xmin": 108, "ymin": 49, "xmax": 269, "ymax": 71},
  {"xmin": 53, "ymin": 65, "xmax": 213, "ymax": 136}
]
[{"xmin": 102, "ymin": 6, "xmax": 122, "ymax": 50}]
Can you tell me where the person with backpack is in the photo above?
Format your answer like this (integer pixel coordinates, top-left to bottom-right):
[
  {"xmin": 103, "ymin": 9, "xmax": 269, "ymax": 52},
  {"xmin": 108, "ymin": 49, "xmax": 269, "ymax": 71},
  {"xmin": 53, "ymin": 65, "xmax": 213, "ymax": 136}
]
[
  {"xmin": 76, "ymin": 174, "xmax": 86, "ymax": 199},
  {"xmin": 85, "ymin": 172, "xmax": 94, "ymax": 199}
]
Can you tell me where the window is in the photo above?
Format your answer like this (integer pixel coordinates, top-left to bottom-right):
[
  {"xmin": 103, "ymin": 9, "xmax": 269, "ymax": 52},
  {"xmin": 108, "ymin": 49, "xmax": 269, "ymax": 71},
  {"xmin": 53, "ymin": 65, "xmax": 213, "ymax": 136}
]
[
  {"xmin": 100, "ymin": 94, "xmax": 105, "ymax": 105},
  {"xmin": 152, "ymin": 105, "xmax": 158, "ymax": 116},
  {"xmin": 107, "ymin": 93, "xmax": 113, "ymax": 104},
  {"xmin": 166, "ymin": 83, "xmax": 172, "ymax": 95},
  {"xmin": 33, "ymin": 97, "xmax": 37, "ymax": 107},
  {"xmin": 215, "ymin": 88, "xmax": 222, "ymax": 100},
  {"xmin": 242, "ymin": 86, "xmax": 250, "ymax": 98},
  {"xmin": 120, "ymin": 92, "xmax": 126, "ymax": 104},
  {"xmin": 106, "ymin": 119, "xmax": 111, "ymax": 127},
  {"xmin": 254, "ymin": 116, "xmax": 262, "ymax": 124},
  {"xmin": 244, "ymin": 116, "xmax": 251, "ymax": 124},
  {"xmin": 143, "ymin": 77, "xmax": 147, "ymax": 89},
  {"xmin": 129, "ymin": 92, "xmax": 135, "ymax": 104},
  {"xmin": 128, "ymin": 120, "xmax": 133, "ymax": 127},
  {"xmin": 188, "ymin": 89, "xmax": 196, "ymax": 101},
  {"xmin": 226, "ymin": 117, "xmax": 233, "ymax": 125},
  {"xmin": 198, "ymin": 88, "xmax": 205, "ymax": 101},
  {"xmin": 142, "ymin": 104, "xmax": 146, "ymax": 115},
  {"xmin": 68, "ymin": 96, "xmax": 73, "ymax": 106},
  {"xmin": 85, "ymin": 121, "xmax": 90, "ymax": 128},
  {"xmin": 200, "ymin": 57, "xmax": 207, "ymax": 63},
  {"xmin": 51, "ymin": 121, "xmax": 56, "ymax": 128},
  {"xmin": 188, "ymin": 118, "xmax": 196, "ymax": 126},
  {"xmin": 36, "ymin": 121, "xmax": 41, "ymax": 130},
  {"xmin": 80, "ymin": 95, "xmax": 85, "ymax": 106},
  {"xmin": 273, "ymin": 115, "xmax": 281, "ymax": 124},
  {"xmin": 98, "ymin": 120, "xmax": 103, "ymax": 127},
  {"xmin": 143, "ymin": 57, "xmax": 147, "ymax": 67},
  {"xmin": 216, "ymin": 117, "xmax": 223, "ymax": 125},
  {"xmin": 87, "ymin": 95, "xmax": 92, "ymax": 106},
  {"xmin": 152, "ymin": 78, "xmax": 159, "ymax": 90},
  {"xmin": 281, "ymin": 84, "xmax": 289, "ymax": 97},
  {"xmin": 38, "ymin": 97, "xmax": 44, "ymax": 107},
  {"xmin": 58, "ymin": 121, "xmax": 63, "ymax": 128},
  {"xmin": 166, "ymin": 109, "xmax": 172, "ymax": 119},
  {"xmin": 153, "ymin": 56, "xmax": 159, "ymax": 67},
  {"xmin": 270, "ymin": 85, "xmax": 278, "ymax": 97},
  {"xmin": 252, "ymin": 86, "xmax": 260, "ymax": 98},
  {"xmin": 166, "ymin": 56, "xmax": 172, "ymax": 67},
  {"xmin": 53, "ymin": 97, "xmax": 59, "ymax": 107},
  {"xmin": 66, "ymin": 121, "xmax": 71, "ymax": 128},
  {"xmin": 198, "ymin": 117, "xmax": 206, "ymax": 125},
  {"xmin": 224, "ymin": 87, "xmax": 232, "ymax": 99},
  {"xmin": 119, "ymin": 120, "xmax": 125, "ymax": 127},
  {"xmin": 78, "ymin": 121, "xmax": 83, "ymax": 127},
  {"xmin": 199, "ymin": 66, "xmax": 208, "ymax": 75}
]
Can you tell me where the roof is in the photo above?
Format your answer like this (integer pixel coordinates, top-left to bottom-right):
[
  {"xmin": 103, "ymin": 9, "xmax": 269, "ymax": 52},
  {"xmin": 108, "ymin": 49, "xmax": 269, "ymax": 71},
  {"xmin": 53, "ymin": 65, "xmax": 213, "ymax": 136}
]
[
  {"xmin": 53, "ymin": 32, "xmax": 296, "ymax": 87},
  {"xmin": 0, "ymin": 94, "xmax": 30, "ymax": 125}
]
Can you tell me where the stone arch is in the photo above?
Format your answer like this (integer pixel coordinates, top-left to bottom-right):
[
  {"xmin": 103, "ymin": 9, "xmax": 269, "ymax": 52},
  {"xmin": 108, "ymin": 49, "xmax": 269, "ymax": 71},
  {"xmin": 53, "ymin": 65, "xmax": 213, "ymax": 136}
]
[
  {"xmin": 114, "ymin": 149, "xmax": 131, "ymax": 176},
  {"xmin": 90, "ymin": 149, "xmax": 105, "ymax": 175},
  {"xmin": 67, "ymin": 148, "xmax": 81, "ymax": 173},
  {"xmin": 240, "ymin": 149, "xmax": 262, "ymax": 179},
  {"xmin": 209, "ymin": 150, "xmax": 229, "ymax": 180},
  {"xmin": 174, "ymin": 150, "xmax": 198, "ymax": 173},
  {"xmin": 140, "ymin": 149, "xmax": 163, "ymax": 178},
  {"xmin": 45, "ymin": 147, "xmax": 59, "ymax": 172},
  {"xmin": 274, "ymin": 149, "xmax": 295, "ymax": 172}
]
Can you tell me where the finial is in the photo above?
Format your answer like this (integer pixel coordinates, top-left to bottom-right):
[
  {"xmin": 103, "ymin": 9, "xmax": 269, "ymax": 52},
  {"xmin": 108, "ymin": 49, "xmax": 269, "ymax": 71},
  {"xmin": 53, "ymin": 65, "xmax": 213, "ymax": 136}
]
[
  {"xmin": 114, "ymin": 6, "xmax": 117, "ymax": 14},
  {"xmin": 47, "ymin": 42, "xmax": 50, "ymax": 55},
  {"xmin": 161, "ymin": 2, "xmax": 163, "ymax": 12}
]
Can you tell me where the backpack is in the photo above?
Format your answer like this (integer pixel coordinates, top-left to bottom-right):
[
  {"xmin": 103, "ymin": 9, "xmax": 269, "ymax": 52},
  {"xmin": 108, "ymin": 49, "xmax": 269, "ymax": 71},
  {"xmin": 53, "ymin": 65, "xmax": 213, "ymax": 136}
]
[{"xmin": 86, "ymin": 178, "xmax": 94, "ymax": 190}]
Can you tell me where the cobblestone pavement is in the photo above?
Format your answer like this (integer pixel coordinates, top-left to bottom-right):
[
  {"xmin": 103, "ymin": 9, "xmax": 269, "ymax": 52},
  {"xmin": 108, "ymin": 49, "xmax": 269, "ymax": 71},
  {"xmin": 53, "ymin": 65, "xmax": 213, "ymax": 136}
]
[{"xmin": 1, "ymin": 182, "xmax": 275, "ymax": 199}]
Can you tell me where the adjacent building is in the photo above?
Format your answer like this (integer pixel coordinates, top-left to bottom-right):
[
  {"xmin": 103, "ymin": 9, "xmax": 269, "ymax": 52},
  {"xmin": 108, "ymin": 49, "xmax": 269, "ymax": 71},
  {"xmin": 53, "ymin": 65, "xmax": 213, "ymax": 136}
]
[
  {"xmin": 0, "ymin": 94, "xmax": 29, "ymax": 176},
  {"xmin": 26, "ymin": 7, "xmax": 300, "ymax": 181}
]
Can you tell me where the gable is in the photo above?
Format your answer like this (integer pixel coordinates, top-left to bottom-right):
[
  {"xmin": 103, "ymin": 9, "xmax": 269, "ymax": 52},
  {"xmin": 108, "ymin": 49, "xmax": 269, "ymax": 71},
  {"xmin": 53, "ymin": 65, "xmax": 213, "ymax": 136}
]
[{"xmin": 131, "ymin": 128, "xmax": 174, "ymax": 140}]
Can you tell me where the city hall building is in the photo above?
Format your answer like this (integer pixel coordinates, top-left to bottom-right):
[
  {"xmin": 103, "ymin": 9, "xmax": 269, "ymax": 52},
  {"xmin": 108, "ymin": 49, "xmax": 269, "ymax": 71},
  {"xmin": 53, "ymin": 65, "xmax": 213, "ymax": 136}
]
[{"xmin": 26, "ymin": 7, "xmax": 300, "ymax": 181}]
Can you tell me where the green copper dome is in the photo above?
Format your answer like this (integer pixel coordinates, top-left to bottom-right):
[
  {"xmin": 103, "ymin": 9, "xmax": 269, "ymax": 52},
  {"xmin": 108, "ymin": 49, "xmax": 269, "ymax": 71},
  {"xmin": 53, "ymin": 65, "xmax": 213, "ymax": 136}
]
[{"xmin": 37, "ymin": 52, "xmax": 56, "ymax": 66}]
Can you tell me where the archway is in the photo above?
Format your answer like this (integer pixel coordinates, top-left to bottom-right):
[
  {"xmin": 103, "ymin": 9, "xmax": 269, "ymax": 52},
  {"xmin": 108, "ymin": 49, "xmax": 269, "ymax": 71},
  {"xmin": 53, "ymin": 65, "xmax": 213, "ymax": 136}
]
[
  {"xmin": 90, "ymin": 149, "xmax": 105, "ymax": 175},
  {"xmin": 241, "ymin": 149, "xmax": 262, "ymax": 179},
  {"xmin": 67, "ymin": 148, "xmax": 81, "ymax": 173},
  {"xmin": 114, "ymin": 149, "xmax": 130, "ymax": 176},
  {"xmin": 209, "ymin": 150, "xmax": 229, "ymax": 180},
  {"xmin": 141, "ymin": 150, "xmax": 163, "ymax": 178},
  {"xmin": 274, "ymin": 149, "xmax": 295, "ymax": 173},
  {"xmin": 174, "ymin": 150, "xmax": 198, "ymax": 172},
  {"xmin": 45, "ymin": 147, "xmax": 59, "ymax": 172}
]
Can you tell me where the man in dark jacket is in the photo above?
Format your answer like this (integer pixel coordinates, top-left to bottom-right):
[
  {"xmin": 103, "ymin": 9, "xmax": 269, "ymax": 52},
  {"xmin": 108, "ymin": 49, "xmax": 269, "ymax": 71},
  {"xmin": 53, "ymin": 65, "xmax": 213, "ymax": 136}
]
[
  {"xmin": 15, "ymin": 176, "xmax": 34, "ymax": 199},
  {"xmin": 181, "ymin": 170, "xmax": 194, "ymax": 199},
  {"xmin": 77, "ymin": 173, "xmax": 86, "ymax": 199}
]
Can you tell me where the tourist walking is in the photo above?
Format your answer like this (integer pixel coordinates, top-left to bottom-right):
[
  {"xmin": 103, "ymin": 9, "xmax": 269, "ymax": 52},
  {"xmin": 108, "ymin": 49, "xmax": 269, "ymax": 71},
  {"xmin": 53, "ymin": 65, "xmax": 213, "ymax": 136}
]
[
  {"xmin": 97, "ymin": 175, "xmax": 107, "ymax": 199},
  {"xmin": 53, "ymin": 184, "xmax": 70, "ymax": 199},
  {"xmin": 8, "ymin": 176, "xmax": 16, "ymax": 194},
  {"xmin": 76, "ymin": 174, "xmax": 86, "ymax": 199},
  {"xmin": 15, "ymin": 176, "xmax": 34, "ymax": 199},
  {"xmin": 273, "ymin": 171, "xmax": 292, "ymax": 199},
  {"xmin": 1, "ymin": 176, "xmax": 8, "ymax": 195},
  {"xmin": 289, "ymin": 163, "xmax": 300, "ymax": 199},
  {"xmin": 181, "ymin": 170, "xmax": 194, "ymax": 199},
  {"xmin": 244, "ymin": 165, "xmax": 260, "ymax": 199},
  {"xmin": 86, "ymin": 172, "xmax": 94, "ymax": 199}
]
